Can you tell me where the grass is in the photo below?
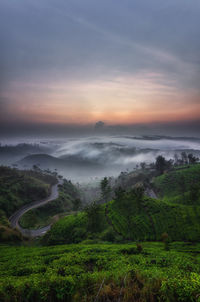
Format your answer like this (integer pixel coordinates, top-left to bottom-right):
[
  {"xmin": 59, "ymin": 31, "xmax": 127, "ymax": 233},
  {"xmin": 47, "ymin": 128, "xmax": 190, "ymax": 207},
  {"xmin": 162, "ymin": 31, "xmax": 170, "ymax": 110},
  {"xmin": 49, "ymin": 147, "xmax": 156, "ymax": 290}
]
[{"xmin": 0, "ymin": 242, "xmax": 200, "ymax": 301}]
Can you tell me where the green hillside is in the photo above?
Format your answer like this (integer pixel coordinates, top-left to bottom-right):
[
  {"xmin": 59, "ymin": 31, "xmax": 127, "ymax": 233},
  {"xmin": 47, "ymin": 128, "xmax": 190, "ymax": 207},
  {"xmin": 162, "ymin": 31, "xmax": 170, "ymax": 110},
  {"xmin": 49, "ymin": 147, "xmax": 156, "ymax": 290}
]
[
  {"xmin": 1, "ymin": 242, "xmax": 200, "ymax": 302},
  {"xmin": 45, "ymin": 189, "xmax": 200, "ymax": 245},
  {"xmin": 0, "ymin": 166, "xmax": 57, "ymax": 218},
  {"xmin": 0, "ymin": 210, "xmax": 23, "ymax": 242},
  {"xmin": 19, "ymin": 179, "xmax": 81, "ymax": 229},
  {"xmin": 153, "ymin": 164, "xmax": 200, "ymax": 202},
  {"xmin": 0, "ymin": 166, "xmax": 58, "ymax": 242},
  {"xmin": 43, "ymin": 202, "xmax": 111, "ymax": 245},
  {"xmin": 108, "ymin": 197, "xmax": 200, "ymax": 241}
]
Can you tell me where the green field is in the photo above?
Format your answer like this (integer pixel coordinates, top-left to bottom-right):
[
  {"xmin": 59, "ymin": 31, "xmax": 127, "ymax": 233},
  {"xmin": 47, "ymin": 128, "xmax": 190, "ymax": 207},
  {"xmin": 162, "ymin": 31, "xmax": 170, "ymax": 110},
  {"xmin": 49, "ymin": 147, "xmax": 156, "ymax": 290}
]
[{"xmin": 1, "ymin": 242, "xmax": 200, "ymax": 302}]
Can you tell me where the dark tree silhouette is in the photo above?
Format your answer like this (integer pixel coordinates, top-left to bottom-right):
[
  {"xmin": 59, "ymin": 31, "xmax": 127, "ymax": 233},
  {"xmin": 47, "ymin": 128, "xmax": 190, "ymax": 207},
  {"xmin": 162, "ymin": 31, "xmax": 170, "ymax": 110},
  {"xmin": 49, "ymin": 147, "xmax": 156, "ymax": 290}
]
[
  {"xmin": 84, "ymin": 202, "xmax": 102, "ymax": 233},
  {"xmin": 100, "ymin": 177, "xmax": 111, "ymax": 202},
  {"xmin": 188, "ymin": 153, "xmax": 199, "ymax": 164},
  {"xmin": 155, "ymin": 156, "xmax": 167, "ymax": 175}
]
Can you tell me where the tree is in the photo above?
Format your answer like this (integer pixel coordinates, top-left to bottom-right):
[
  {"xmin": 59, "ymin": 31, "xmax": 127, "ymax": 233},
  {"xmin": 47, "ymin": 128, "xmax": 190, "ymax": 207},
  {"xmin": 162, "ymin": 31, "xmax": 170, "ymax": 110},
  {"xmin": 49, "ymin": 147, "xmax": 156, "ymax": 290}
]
[
  {"xmin": 155, "ymin": 155, "xmax": 167, "ymax": 175},
  {"xmin": 189, "ymin": 184, "xmax": 200, "ymax": 204},
  {"xmin": 32, "ymin": 164, "xmax": 40, "ymax": 172},
  {"xmin": 140, "ymin": 162, "xmax": 146, "ymax": 170},
  {"xmin": 181, "ymin": 152, "xmax": 188, "ymax": 165},
  {"xmin": 72, "ymin": 198, "xmax": 82, "ymax": 211},
  {"xmin": 130, "ymin": 186, "xmax": 144, "ymax": 212},
  {"xmin": 177, "ymin": 175, "xmax": 186, "ymax": 198},
  {"xmin": 161, "ymin": 232, "xmax": 170, "ymax": 251},
  {"xmin": 114, "ymin": 186, "xmax": 126, "ymax": 202},
  {"xmin": 84, "ymin": 202, "xmax": 102, "ymax": 233},
  {"xmin": 100, "ymin": 177, "xmax": 111, "ymax": 202},
  {"xmin": 188, "ymin": 153, "xmax": 199, "ymax": 164},
  {"xmin": 174, "ymin": 153, "xmax": 179, "ymax": 165}
]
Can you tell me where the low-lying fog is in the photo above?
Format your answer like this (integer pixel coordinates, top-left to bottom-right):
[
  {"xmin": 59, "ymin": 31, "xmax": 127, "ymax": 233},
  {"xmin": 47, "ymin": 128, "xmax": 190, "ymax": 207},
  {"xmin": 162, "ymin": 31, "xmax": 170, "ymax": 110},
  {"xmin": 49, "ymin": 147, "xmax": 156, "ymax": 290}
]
[{"xmin": 1, "ymin": 135, "xmax": 200, "ymax": 183}]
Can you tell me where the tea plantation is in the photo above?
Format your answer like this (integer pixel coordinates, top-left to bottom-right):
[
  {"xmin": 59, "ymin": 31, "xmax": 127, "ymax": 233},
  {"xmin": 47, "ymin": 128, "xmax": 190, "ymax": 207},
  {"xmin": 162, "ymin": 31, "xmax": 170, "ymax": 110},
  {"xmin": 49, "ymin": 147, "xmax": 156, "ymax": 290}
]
[
  {"xmin": 1, "ymin": 242, "xmax": 200, "ymax": 302},
  {"xmin": 1, "ymin": 163, "xmax": 200, "ymax": 301}
]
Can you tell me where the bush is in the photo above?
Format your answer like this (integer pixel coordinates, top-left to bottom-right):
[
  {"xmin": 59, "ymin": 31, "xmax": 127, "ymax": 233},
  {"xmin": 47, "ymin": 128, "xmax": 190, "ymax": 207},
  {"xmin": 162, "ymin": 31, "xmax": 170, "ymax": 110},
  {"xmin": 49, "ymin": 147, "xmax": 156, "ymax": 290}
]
[{"xmin": 100, "ymin": 227, "xmax": 116, "ymax": 242}]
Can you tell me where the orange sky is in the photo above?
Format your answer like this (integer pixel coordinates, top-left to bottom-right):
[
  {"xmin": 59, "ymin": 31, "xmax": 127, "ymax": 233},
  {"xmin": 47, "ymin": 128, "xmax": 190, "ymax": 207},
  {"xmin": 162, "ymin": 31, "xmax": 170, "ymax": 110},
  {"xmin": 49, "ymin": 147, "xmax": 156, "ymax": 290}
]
[{"xmin": 2, "ymin": 73, "xmax": 200, "ymax": 126}]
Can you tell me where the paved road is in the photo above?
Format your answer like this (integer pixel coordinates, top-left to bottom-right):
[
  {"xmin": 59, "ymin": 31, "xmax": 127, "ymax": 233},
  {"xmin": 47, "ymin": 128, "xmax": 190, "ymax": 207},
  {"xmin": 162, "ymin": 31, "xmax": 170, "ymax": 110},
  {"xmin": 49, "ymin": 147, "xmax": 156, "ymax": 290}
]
[
  {"xmin": 145, "ymin": 187, "xmax": 158, "ymax": 199},
  {"xmin": 9, "ymin": 179, "xmax": 63, "ymax": 238}
]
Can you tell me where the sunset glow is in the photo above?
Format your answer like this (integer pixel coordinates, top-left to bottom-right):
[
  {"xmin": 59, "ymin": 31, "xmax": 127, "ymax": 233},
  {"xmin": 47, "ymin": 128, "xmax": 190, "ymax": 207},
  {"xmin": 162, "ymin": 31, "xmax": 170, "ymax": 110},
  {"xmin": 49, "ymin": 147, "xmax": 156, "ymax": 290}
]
[{"xmin": 0, "ymin": 0, "xmax": 200, "ymax": 133}]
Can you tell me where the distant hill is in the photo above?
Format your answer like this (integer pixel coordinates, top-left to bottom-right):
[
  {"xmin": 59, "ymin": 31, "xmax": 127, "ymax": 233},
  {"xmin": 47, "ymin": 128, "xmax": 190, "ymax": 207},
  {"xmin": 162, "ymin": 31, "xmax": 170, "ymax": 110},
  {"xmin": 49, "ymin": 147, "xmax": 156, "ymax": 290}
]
[
  {"xmin": 0, "ymin": 143, "xmax": 51, "ymax": 164},
  {"xmin": 18, "ymin": 153, "xmax": 104, "ymax": 181},
  {"xmin": 18, "ymin": 154, "xmax": 64, "ymax": 169},
  {"xmin": 20, "ymin": 153, "xmax": 103, "ymax": 168}
]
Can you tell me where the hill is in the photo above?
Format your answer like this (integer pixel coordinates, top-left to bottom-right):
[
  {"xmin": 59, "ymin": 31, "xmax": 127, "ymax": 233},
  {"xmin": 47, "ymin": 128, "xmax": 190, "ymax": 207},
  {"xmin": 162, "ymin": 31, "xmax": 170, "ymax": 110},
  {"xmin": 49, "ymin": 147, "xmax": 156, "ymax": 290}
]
[
  {"xmin": 44, "ymin": 193, "xmax": 200, "ymax": 245},
  {"xmin": 0, "ymin": 166, "xmax": 81, "ymax": 239},
  {"xmin": 153, "ymin": 164, "xmax": 200, "ymax": 204},
  {"xmin": 0, "ymin": 166, "xmax": 58, "ymax": 242},
  {"xmin": 19, "ymin": 179, "xmax": 81, "ymax": 230},
  {"xmin": 18, "ymin": 154, "xmax": 64, "ymax": 169},
  {"xmin": 0, "ymin": 210, "xmax": 23, "ymax": 242},
  {"xmin": 18, "ymin": 154, "xmax": 103, "ymax": 182},
  {"xmin": 0, "ymin": 166, "xmax": 60, "ymax": 241},
  {"xmin": 0, "ymin": 166, "xmax": 57, "ymax": 218},
  {"xmin": 43, "ymin": 164, "xmax": 200, "ymax": 245},
  {"xmin": 0, "ymin": 143, "xmax": 51, "ymax": 165}
]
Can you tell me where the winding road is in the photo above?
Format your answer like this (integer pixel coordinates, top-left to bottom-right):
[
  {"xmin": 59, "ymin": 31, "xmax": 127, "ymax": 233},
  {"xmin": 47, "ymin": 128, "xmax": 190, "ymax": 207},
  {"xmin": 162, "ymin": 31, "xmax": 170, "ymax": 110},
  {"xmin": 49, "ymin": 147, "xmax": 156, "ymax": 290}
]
[
  {"xmin": 9, "ymin": 179, "xmax": 63, "ymax": 238},
  {"xmin": 145, "ymin": 187, "xmax": 158, "ymax": 199}
]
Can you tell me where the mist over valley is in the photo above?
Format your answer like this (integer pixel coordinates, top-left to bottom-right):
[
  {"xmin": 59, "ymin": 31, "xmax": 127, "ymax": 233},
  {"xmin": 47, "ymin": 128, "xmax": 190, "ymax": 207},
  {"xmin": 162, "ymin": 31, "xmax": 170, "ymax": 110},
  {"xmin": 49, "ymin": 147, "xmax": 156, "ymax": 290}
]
[{"xmin": 1, "ymin": 135, "xmax": 200, "ymax": 183}]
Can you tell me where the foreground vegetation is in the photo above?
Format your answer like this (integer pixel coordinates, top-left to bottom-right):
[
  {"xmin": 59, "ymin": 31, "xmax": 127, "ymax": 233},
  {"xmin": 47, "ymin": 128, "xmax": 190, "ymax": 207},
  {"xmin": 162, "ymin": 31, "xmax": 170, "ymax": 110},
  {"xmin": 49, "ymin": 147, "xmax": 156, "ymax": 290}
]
[{"xmin": 0, "ymin": 242, "xmax": 200, "ymax": 302}]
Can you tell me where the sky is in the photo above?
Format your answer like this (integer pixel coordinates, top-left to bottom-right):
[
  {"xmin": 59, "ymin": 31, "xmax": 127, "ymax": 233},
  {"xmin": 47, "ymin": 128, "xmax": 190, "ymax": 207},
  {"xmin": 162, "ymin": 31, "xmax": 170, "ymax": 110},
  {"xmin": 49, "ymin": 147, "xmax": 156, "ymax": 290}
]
[{"xmin": 0, "ymin": 0, "xmax": 200, "ymax": 135}]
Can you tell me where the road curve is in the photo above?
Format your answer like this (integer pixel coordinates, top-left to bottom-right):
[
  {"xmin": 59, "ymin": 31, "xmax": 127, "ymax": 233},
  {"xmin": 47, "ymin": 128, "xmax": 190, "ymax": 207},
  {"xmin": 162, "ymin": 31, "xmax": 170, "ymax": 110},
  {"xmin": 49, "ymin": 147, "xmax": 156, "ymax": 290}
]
[
  {"xmin": 9, "ymin": 179, "xmax": 63, "ymax": 238},
  {"xmin": 145, "ymin": 187, "xmax": 158, "ymax": 199}
]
